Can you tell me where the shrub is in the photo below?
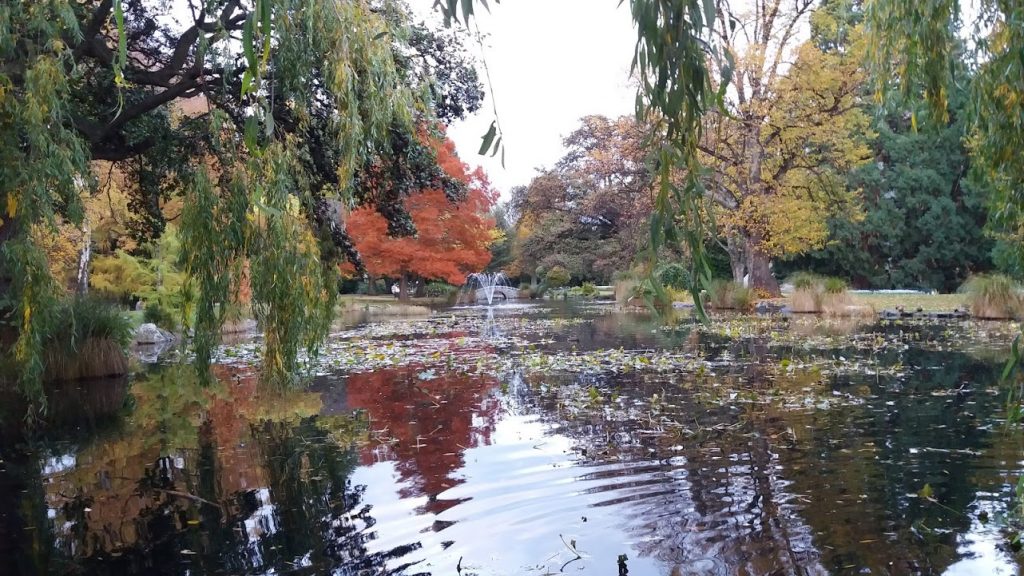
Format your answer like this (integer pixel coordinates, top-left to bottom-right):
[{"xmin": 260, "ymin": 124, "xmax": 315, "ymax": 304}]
[
  {"xmin": 656, "ymin": 263, "xmax": 690, "ymax": 290},
  {"xmin": 731, "ymin": 285, "xmax": 754, "ymax": 311},
  {"xmin": 60, "ymin": 297, "xmax": 134, "ymax": 349},
  {"xmin": 789, "ymin": 288, "xmax": 823, "ymax": 313},
  {"xmin": 580, "ymin": 282, "xmax": 598, "ymax": 298},
  {"xmin": 706, "ymin": 279, "xmax": 733, "ymax": 308},
  {"xmin": 707, "ymin": 279, "xmax": 753, "ymax": 310},
  {"xmin": 787, "ymin": 274, "xmax": 850, "ymax": 313},
  {"xmin": 143, "ymin": 301, "xmax": 178, "ymax": 330},
  {"xmin": 545, "ymin": 266, "xmax": 571, "ymax": 289},
  {"xmin": 425, "ymin": 282, "xmax": 457, "ymax": 298},
  {"xmin": 960, "ymin": 274, "xmax": 1022, "ymax": 319},
  {"xmin": 615, "ymin": 279, "xmax": 639, "ymax": 306},
  {"xmin": 355, "ymin": 279, "xmax": 387, "ymax": 295}
]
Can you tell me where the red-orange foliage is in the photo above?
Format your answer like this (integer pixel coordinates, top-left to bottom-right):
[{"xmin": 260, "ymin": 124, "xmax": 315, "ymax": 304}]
[{"xmin": 343, "ymin": 138, "xmax": 496, "ymax": 284}]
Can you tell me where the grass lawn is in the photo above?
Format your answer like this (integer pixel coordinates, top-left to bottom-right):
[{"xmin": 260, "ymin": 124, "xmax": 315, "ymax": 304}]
[
  {"xmin": 849, "ymin": 293, "xmax": 966, "ymax": 312},
  {"xmin": 336, "ymin": 294, "xmax": 449, "ymax": 318},
  {"xmin": 670, "ymin": 291, "xmax": 969, "ymax": 314}
]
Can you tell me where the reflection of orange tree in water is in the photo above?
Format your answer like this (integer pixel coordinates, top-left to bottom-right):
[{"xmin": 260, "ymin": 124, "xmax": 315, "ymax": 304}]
[
  {"xmin": 345, "ymin": 367, "xmax": 501, "ymax": 514},
  {"xmin": 28, "ymin": 365, "xmax": 421, "ymax": 575}
]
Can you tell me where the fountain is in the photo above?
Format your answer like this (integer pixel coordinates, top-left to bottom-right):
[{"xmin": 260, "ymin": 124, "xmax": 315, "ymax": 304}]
[{"xmin": 466, "ymin": 272, "xmax": 513, "ymax": 305}]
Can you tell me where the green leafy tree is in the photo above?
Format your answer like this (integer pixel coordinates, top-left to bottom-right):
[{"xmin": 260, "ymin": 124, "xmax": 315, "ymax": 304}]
[
  {"xmin": 782, "ymin": 92, "xmax": 995, "ymax": 292},
  {"xmin": 1, "ymin": 0, "xmax": 484, "ymax": 404}
]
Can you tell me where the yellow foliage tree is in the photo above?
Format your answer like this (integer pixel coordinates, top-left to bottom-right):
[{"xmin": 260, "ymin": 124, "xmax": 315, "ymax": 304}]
[{"xmin": 698, "ymin": 0, "xmax": 873, "ymax": 295}]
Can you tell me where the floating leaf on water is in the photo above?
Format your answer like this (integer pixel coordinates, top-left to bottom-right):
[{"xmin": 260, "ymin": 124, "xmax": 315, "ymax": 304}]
[{"xmin": 918, "ymin": 483, "xmax": 935, "ymax": 500}]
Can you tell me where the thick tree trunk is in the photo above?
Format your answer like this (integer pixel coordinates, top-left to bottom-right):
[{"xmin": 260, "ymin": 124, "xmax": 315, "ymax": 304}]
[
  {"xmin": 399, "ymin": 273, "xmax": 409, "ymax": 302},
  {"xmin": 746, "ymin": 232, "xmax": 779, "ymax": 297},
  {"xmin": 727, "ymin": 235, "xmax": 746, "ymax": 283},
  {"xmin": 367, "ymin": 274, "xmax": 378, "ymax": 295}
]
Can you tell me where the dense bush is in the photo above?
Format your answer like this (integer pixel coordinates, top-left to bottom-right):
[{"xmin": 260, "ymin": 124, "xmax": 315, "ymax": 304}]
[
  {"xmin": 356, "ymin": 280, "xmax": 388, "ymax": 295},
  {"xmin": 143, "ymin": 302, "xmax": 178, "ymax": 330},
  {"xmin": 656, "ymin": 263, "xmax": 690, "ymax": 290},
  {"xmin": 425, "ymin": 282, "xmax": 457, "ymax": 298},
  {"xmin": 564, "ymin": 282, "xmax": 600, "ymax": 299},
  {"xmin": 545, "ymin": 266, "xmax": 571, "ymax": 289}
]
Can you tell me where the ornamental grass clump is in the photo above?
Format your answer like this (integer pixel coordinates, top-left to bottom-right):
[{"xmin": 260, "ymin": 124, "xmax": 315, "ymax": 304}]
[
  {"xmin": 43, "ymin": 297, "xmax": 133, "ymax": 382},
  {"xmin": 788, "ymin": 272, "xmax": 825, "ymax": 313},
  {"xmin": 959, "ymin": 274, "xmax": 1023, "ymax": 319},
  {"xmin": 707, "ymin": 280, "xmax": 754, "ymax": 311},
  {"xmin": 787, "ymin": 272, "xmax": 857, "ymax": 314}
]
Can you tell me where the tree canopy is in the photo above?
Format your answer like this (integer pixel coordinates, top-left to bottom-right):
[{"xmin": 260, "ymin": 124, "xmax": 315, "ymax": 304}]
[
  {"xmin": 1, "ymin": 0, "xmax": 485, "ymax": 403},
  {"xmin": 342, "ymin": 137, "xmax": 496, "ymax": 290},
  {"xmin": 4, "ymin": 0, "xmax": 1024, "ymax": 408},
  {"xmin": 509, "ymin": 115, "xmax": 654, "ymax": 284}
]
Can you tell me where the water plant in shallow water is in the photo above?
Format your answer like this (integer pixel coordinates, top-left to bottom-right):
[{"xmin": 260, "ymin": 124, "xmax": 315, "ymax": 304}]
[
  {"xmin": 960, "ymin": 274, "xmax": 1022, "ymax": 320},
  {"xmin": 39, "ymin": 297, "xmax": 133, "ymax": 388},
  {"xmin": 707, "ymin": 279, "xmax": 753, "ymax": 311}
]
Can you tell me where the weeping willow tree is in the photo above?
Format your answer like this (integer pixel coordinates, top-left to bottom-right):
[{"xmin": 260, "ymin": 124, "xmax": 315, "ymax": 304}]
[{"xmin": 1, "ymin": 0, "xmax": 481, "ymax": 409}]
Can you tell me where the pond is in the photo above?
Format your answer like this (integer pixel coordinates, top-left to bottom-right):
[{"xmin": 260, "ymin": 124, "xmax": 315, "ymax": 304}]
[{"xmin": 2, "ymin": 302, "xmax": 1023, "ymax": 575}]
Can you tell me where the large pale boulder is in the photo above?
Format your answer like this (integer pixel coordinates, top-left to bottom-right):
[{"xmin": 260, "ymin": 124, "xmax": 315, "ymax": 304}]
[{"xmin": 134, "ymin": 323, "xmax": 175, "ymax": 345}]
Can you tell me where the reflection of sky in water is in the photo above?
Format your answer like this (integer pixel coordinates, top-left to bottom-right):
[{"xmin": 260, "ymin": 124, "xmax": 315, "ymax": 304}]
[
  {"xmin": 352, "ymin": 413, "xmax": 670, "ymax": 575},
  {"xmin": 945, "ymin": 495, "xmax": 1019, "ymax": 576},
  {"xmin": 244, "ymin": 487, "xmax": 279, "ymax": 543},
  {"xmin": 41, "ymin": 452, "xmax": 76, "ymax": 476}
]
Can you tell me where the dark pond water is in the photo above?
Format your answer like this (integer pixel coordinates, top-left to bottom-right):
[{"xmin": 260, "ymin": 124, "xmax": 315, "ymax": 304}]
[{"xmin": 2, "ymin": 302, "xmax": 1024, "ymax": 575}]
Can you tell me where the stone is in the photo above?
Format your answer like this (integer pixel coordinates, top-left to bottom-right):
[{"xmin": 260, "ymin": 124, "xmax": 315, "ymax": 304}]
[{"xmin": 134, "ymin": 323, "xmax": 175, "ymax": 345}]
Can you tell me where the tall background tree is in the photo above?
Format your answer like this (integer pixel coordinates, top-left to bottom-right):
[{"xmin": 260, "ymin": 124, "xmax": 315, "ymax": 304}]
[
  {"xmin": 509, "ymin": 115, "xmax": 654, "ymax": 285},
  {"xmin": 780, "ymin": 59, "xmax": 997, "ymax": 291},
  {"xmin": 696, "ymin": 0, "xmax": 873, "ymax": 295}
]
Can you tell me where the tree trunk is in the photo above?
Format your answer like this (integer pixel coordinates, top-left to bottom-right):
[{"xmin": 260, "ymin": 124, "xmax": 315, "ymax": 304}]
[
  {"xmin": 746, "ymin": 232, "xmax": 780, "ymax": 297},
  {"xmin": 367, "ymin": 274, "xmax": 378, "ymax": 295},
  {"xmin": 76, "ymin": 219, "xmax": 91, "ymax": 295},
  {"xmin": 399, "ymin": 273, "xmax": 409, "ymax": 302},
  {"xmin": 727, "ymin": 235, "xmax": 746, "ymax": 283}
]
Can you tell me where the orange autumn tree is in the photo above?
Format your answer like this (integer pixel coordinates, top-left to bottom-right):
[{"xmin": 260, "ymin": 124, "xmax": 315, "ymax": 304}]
[{"xmin": 344, "ymin": 137, "xmax": 496, "ymax": 298}]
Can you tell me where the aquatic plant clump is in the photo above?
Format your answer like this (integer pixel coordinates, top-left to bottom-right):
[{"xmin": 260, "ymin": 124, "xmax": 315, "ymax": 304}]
[
  {"xmin": 42, "ymin": 297, "xmax": 133, "ymax": 383},
  {"xmin": 960, "ymin": 273, "xmax": 1023, "ymax": 319}
]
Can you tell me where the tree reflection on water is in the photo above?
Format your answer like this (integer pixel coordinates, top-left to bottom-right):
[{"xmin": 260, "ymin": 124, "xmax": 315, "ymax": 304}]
[{"xmin": 1, "ymin": 314, "xmax": 1021, "ymax": 576}]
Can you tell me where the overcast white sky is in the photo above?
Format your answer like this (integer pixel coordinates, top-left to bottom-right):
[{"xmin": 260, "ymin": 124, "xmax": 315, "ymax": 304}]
[{"xmin": 411, "ymin": 1, "xmax": 638, "ymax": 198}]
